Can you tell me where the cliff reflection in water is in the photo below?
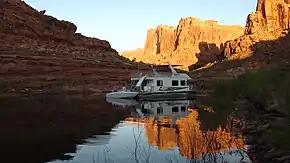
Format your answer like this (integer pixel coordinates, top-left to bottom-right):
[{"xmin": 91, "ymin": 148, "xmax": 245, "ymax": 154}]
[
  {"xmin": 47, "ymin": 99, "xmax": 251, "ymax": 163},
  {"xmin": 123, "ymin": 99, "xmax": 247, "ymax": 161}
]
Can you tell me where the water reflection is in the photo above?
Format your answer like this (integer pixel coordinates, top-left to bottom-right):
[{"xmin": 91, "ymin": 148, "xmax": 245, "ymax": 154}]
[
  {"xmin": 49, "ymin": 99, "xmax": 251, "ymax": 163},
  {"xmin": 126, "ymin": 100, "xmax": 249, "ymax": 162}
]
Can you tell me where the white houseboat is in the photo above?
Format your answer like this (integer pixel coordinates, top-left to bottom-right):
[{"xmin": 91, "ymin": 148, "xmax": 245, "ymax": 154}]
[{"xmin": 105, "ymin": 64, "xmax": 195, "ymax": 100}]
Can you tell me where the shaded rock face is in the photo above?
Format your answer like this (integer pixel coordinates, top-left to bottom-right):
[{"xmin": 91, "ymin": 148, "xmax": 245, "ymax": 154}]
[
  {"xmin": 0, "ymin": 0, "xmax": 22, "ymax": 3},
  {"xmin": 121, "ymin": 17, "xmax": 244, "ymax": 68},
  {"xmin": 224, "ymin": 0, "xmax": 290, "ymax": 58},
  {"xmin": 0, "ymin": 1, "xmax": 111, "ymax": 50}
]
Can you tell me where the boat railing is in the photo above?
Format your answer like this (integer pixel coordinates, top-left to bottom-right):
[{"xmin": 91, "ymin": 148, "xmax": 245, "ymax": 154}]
[{"xmin": 130, "ymin": 72, "xmax": 173, "ymax": 78}]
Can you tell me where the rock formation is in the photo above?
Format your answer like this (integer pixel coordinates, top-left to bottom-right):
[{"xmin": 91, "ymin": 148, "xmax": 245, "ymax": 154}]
[
  {"xmin": 190, "ymin": 0, "xmax": 290, "ymax": 94},
  {"xmin": 0, "ymin": 1, "xmax": 150, "ymax": 96},
  {"xmin": 0, "ymin": 0, "xmax": 22, "ymax": 3},
  {"xmin": 119, "ymin": 48, "xmax": 144, "ymax": 61},
  {"xmin": 143, "ymin": 25, "xmax": 176, "ymax": 55},
  {"xmin": 224, "ymin": 0, "xmax": 290, "ymax": 57},
  {"xmin": 40, "ymin": 10, "xmax": 46, "ymax": 15},
  {"xmin": 0, "ymin": 1, "xmax": 111, "ymax": 50},
  {"xmin": 248, "ymin": 0, "xmax": 290, "ymax": 33},
  {"xmin": 120, "ymin": 17, "xmax": 244, "ymax": 69},
  {"xmin": 122, "ymin": 0, "xmax": 290, "ymax": 70}
]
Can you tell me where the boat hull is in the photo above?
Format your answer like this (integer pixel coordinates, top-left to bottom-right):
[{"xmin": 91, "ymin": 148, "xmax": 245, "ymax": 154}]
[
  {"xmin": 137, "ymin": 90, "xmax": 196, "ymax": 101},
  {"xmin": 105, "ymin": 91, "xmax": 139, "ymax": 99}
]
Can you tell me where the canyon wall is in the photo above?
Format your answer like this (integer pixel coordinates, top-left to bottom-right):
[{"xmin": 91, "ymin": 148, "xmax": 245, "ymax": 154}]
[
  {"xmin": 246, "ymin": 0, "xmax": 290, "ymax": 34},
  {"xmin": 0, "ymin": 0, "xmax": 150, "ymax": 96},
  {"xmin": 190, "ymin": 0, "xmax": 290, "ymax": 86},
  {"xmin": 121, "ymin": 0, "xmax": 290, "ymax": 70},
  {"xmin": 143, "ymin": 25, "xmax": 176, "ymax": 55},
  {"xmin": 224, "ymin": 0, "xmax": 290, "ymax": 57},
  {"xmin": 1, "ymin": 0, "xmax": 112, "ymax": 53},
  {"xmin": 121, "ymin": 17, "xmax": 244, "ymax": 69}
]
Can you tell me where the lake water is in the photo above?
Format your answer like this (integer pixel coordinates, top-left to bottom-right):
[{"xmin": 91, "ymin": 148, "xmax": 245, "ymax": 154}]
[{"xmin": 0, "ymin": 96, "xmax": 252, "ymax": 163}]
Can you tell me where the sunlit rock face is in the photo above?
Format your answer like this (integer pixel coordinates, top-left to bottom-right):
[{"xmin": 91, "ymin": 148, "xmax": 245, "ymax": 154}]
[
  {"xmin": 120, "ymin": 17, "xmax": 244, "ymax": 68},
  {"xmin": 246, "ymin": 0, "xmax": 290, "ymax": 35},
  {"xmin": 224, "ymin": 0, "xmax": 290, "ymax": 59}
]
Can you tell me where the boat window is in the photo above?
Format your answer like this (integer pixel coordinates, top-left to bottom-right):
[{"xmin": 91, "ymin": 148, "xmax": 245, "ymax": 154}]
[
  {"xmin": 181, "ymin": 80, "xmax": 186, "ymax": 86},
  {"xmin": 181, "ymin": 106, "xmax": 186, "ymax": 112},
  {"xmin": 157, "ymin": 80, "xmax": 163, "ymax": 86},
  {"xmin": 172, "ymin": 107, "xmax": 179, "ymax": 113},
  {"xmin": 157, "ymin": 107, "xmax": 163, "ymax": 114},
  {"xmin": 172, "ymin": 80, "xmax": 179, "ymax": 86}
]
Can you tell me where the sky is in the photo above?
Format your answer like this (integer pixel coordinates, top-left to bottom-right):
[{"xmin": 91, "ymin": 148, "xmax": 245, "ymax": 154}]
[{"xmin": 25, "ymin": 0, "xmax": 257, "ymax": 52}]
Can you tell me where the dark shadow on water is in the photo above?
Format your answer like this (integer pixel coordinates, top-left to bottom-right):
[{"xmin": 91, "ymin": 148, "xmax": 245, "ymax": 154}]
[
  {"xmin": 198, "ymin": 108, "xmax": 226, "ymax": 131},
  {"xmin": 0, "ymin": 95, "xmax": 131, "ymax": 163}
]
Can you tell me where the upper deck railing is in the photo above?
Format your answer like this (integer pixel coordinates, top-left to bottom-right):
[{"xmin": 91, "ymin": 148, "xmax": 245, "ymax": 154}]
[{"xmin": 130, "ymin": 72, "xmax": 173, "ymax": 79}]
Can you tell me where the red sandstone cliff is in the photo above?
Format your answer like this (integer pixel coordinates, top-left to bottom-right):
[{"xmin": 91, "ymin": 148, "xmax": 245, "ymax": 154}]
[
  {"xmin": 0, "ymin": 0, "xmax": 150, "ymax": 96},
  {"xmin": 119, "ymin": 48, "xmax": 144, "ymax": 61},
  {"xmin": 143, "ymin": 25, "xmax": 176, "ymax": 55},
  {"xmin": 191, "ymin": 0, "xmax": 290, "ymax": 92},
  {"xmin": 1, "ymin": 0, "xmax": 115, "ymax": 55},
  {"xmin": 120, "ymin": 18, "xmax": 244, "ymax": 69},
  {"xmin": 224, "ymin": 0, "xmax": 290, "ymax": 58}
]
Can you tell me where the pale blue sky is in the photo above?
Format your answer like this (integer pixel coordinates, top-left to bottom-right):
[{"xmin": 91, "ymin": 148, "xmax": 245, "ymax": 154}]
[{"xmin": 26, "ymin": 0, "xmax": 256, "ymax": 52}]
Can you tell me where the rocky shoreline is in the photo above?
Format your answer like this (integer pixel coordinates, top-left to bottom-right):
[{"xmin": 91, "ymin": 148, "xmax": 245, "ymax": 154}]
[{"xmin": 232, "ymin": 98, "xmax": 290, "ymax": 163}]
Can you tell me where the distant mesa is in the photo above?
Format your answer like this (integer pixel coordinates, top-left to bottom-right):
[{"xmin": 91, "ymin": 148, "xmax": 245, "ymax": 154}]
[{"xmin": 120, "ymin": 17, "xmax": 244, "ymax": 69}]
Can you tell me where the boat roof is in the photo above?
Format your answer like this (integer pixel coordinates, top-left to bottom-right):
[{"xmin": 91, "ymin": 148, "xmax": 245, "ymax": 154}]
[
  {"xmin": 152, "ymin": 64, "xmax": 183, "ymax": 67},
  {"xmin": 152, "ymin": 65, "xmax": 184, "ymax": 73},
  {"xmin": 131, "ymin": 65, "xmax": 192, "ymax": 80}
]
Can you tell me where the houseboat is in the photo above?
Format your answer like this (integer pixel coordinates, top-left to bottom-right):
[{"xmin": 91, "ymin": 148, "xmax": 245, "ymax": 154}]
[{"xmin": 105, "ymin": 64, "xmax": 195, "ymax": 100}]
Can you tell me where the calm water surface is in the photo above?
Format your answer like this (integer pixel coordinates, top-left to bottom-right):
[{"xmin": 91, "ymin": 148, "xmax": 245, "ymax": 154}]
[
  {"xmin": 51, "ymin": 98, "xmax": 251, "ymax": 163},
  {"xmin": 0, "ymin": 96, "xmax": 252, "ymax": 163}
]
